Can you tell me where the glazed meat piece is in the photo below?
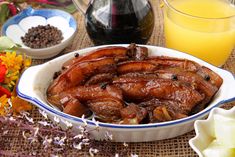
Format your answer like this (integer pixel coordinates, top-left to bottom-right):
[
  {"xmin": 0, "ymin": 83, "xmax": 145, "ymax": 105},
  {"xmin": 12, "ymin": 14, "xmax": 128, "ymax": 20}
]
[
  {"xmin": 113, "ymin": 77, "xmax": 204, "ymax": 114},
  {"xmin": 120, "ymin": 104, "xmax": 147, "ymax": 124},
  {"xmin": 85, "ymin": 73, "xmax": 115, "ymax": 86},
  {"xmin": 155, "ymin": 68, "xmax": 218, "ymax": 111},
  {"xmin": 87, "ymin": 98, "xmax": 124, "ymax": 122},
  {"xmin": 139, "ymin": 99, "xmax": 187, "ymax": 122},
  {"xmin": 63, "ymin": 46, "xmax": 128, "ymax": 69},
  {"xmin": 63, "ymin": 98, "xmax": 90, "ymax": 117},
  {"xmin": 113, "ymin": 74, "xmax": 158, "ymax": 84},
  {"xmin": 119, "ymin": 72, "xmax": 159, "ymax": 80},
  {"xmin": 47, "ymin": 57, "xmax": 116, "ymax": 96},
  {"xmin": 118, "ymin": 68, "xmax": 219, "ymax": 112},
  {"xmin": 47, "ymin": 84, "xmax": 123, "ymax": 109},
  {"xmin": 147, "ymin": 56, "xmax": 200, "ymax": 71},
  {"xmin": 198, "ymin": 66, "xmax": 223, "ymax": 88},
  {"xmin": 127, "ymin": 43, "xmax": 148, "ymax": 60},
  {"xmin": 147, "ymin": 56, "xmax": 223, "ymax": 88},
  {"xmin": 117, "ymin": 61, "xmax": 158, "ymax": 74},
  {"xmin": 153, "ymin": 106, "xmax": 187, "ymax": 122},
  {"xmin": 62, "ymin": 43, "xmax": 149, "ymax": 70}
]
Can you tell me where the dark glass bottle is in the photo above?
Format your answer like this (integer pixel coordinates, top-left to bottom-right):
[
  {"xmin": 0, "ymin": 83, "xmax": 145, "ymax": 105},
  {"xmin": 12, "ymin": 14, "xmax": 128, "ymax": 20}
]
[{"xmin": 73, "ymin": 0, "xmax": 155, "ymax": 45}]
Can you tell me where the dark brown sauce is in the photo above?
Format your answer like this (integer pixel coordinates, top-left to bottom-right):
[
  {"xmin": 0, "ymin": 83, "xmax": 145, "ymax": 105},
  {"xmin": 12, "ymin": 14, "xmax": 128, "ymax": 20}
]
[{"xmin": 85, "ymin": 0, "xmax": 155, "ymax": 45}]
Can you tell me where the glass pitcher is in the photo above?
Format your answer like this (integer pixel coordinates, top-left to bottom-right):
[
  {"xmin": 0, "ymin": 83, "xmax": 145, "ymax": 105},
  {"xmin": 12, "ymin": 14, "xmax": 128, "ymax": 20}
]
[{"xmin": 72, "ymin": 0, "xmax": 155, "ymax": 45}]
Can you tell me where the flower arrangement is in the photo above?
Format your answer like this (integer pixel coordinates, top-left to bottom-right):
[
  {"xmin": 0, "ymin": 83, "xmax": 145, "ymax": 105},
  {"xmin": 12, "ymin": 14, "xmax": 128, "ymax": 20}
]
[{"xmin": 0, "ymin": 36, "xmax": 32, "ymax": 115}]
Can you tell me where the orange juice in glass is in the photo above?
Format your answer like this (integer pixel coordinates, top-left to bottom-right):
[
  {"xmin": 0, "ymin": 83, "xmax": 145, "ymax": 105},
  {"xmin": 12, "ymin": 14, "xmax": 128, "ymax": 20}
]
[{"xmin": 163, "ymin": 0, "xmax": 235, "ymax": 66}]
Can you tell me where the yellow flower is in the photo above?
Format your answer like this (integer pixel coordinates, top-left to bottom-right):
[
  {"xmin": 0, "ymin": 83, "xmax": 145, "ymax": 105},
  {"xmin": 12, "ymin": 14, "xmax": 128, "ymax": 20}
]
[
  {"xmin": 0, "ymin": 52, "xmax": 24, "ymax": 89},
  {"xmin": 0, "ymin": 95, "xmax": 9, "ymax": 115},
  {"xmin": 0, "ymin": 51, "xmax": 32, "ymax": 115},
  {"xmin": 0, "ymin": 52, "xmax": 23, "ymax": 72},
  {"xmin": 4, "ymin": 71, "xmax": 19, "ymax": 88},
  {"xmin": 23, "ymin": 54, "xmax": 32, "ymax": 68}
]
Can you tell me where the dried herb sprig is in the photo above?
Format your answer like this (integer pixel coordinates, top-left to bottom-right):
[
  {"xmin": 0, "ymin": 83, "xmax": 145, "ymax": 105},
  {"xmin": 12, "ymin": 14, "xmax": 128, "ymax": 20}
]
[{"xmin": 0, "ymin": 108, "xmax": 137, "ymax": 156}]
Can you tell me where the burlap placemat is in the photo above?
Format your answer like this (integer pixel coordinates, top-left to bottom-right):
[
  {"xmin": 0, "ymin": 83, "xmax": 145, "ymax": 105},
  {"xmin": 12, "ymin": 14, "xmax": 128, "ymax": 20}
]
[{"xmin": 1, "ymin": 0, "xmax": 235, "ymax": 156}]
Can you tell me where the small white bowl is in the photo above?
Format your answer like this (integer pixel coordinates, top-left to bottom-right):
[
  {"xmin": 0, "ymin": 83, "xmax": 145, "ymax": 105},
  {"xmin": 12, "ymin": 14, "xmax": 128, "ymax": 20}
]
[
  {"xmin": 16, "ymin": 45, "xmax": 235, "ymax": 142},
  {"xmin": 189, "ymin": 107, "xmax": 235, "ymax": 157},
  {"xmin": 1, "ymin": 7, "xmax": 77, "ymax": 59}
]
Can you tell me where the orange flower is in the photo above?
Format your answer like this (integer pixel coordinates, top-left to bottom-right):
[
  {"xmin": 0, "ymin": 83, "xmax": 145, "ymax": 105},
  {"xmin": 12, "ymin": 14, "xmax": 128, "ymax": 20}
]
[
  {"xmin": 0, "ymin": 94, "xmax": 8, "ymax": 115},
  {"xmin": 11, "ymin": 96, "xmax": 32, "ymax": 114}
]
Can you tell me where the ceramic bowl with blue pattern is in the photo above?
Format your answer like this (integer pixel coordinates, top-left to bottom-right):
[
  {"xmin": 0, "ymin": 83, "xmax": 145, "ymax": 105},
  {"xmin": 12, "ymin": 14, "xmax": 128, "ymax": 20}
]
[{"xmin": 1, "ymin": 7, "xmax": 77, "ymax": 59}]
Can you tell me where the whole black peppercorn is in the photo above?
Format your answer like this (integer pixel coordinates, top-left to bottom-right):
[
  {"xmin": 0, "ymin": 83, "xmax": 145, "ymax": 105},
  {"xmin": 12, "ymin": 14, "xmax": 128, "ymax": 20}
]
[
  {"xmin": 21, "ymin": 24, "xmax": 63, "ymax": 49},
  {"xmin": 204, "ymin": 75, "xmax": 211, "ymax": 81},
  {"xmin": 171, "ymin": 74, "xmax": 178, "ymax": 81},
  {"xmin": 100, "ymin": 82, "xmax": 109, "ymax": 89},
  {"xmin": 74, "ymin": 53, "xmax": 79, "ymax": 58}
]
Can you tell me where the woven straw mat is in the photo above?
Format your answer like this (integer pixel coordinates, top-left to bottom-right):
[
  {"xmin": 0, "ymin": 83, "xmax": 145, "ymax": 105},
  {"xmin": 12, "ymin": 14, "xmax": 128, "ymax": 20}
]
[{"xmin": 1, "ymin": 0, "xmax": 235, "ymax": 156}]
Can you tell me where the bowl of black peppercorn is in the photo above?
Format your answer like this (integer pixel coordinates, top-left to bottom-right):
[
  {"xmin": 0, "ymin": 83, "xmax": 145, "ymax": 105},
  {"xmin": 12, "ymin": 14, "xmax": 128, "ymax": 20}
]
[{"xmin": 1, "ymin": 7, "xmax": 77, "ymax": 59}]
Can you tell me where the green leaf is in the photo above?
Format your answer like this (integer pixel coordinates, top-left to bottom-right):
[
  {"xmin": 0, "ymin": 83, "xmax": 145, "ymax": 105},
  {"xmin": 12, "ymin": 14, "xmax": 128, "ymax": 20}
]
[
  {"xmin": 15, "ymin": 43, "xmax": 22, "ymax": 47},
  {"xmin": 2, "ymin": 84, "xmax": 12, "ymax": 92},
  {"xmin": 0, "ymin": 4, "xmax": 10, "ymax": 25},
  {"xmin": 0, "ymin": 36, "xmax": 18, "ymax": 51},
  {"xmin": 42, "ymin": 0, "xmax": 77, "ymax": 13}
]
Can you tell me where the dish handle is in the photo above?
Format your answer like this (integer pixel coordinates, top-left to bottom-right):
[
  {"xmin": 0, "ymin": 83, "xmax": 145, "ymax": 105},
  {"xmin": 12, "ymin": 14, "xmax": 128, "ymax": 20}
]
[
  {"xmin": 17, "ymin": 65, "xmax": 42, "ymax": 100},
  {"xmin": 223, "ymin": 71, "xmax": 235, "ymax": 101}
]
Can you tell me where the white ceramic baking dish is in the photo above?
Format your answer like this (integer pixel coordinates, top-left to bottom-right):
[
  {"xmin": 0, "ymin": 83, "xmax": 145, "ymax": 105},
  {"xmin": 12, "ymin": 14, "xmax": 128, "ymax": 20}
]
[{"xmin": 16, "ymin": 45, "xmax": 235, "ymax": 142}]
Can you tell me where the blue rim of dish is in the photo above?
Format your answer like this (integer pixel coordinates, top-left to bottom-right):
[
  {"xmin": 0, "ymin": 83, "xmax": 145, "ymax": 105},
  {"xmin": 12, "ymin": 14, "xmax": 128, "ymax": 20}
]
[
  {"xmin": 1, "ymin": 6, "xmax": 77, "ymax": 36},
  {"xmin": 16, "ymin": 71, "xmax": 235, "ymax": 129}
]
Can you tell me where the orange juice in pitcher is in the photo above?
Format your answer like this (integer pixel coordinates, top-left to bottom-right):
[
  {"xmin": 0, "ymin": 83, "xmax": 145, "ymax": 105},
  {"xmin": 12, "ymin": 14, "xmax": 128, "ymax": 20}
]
[{"xmin": 163, "ymin": 0, "xmax": 235, "ymax": 66}]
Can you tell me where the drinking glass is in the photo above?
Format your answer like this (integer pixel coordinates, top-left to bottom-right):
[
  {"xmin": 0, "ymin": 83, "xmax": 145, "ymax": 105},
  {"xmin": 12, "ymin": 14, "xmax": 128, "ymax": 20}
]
[{"xmin": 163, "ymin": 0, "xmax": 235, "ymax": 66}]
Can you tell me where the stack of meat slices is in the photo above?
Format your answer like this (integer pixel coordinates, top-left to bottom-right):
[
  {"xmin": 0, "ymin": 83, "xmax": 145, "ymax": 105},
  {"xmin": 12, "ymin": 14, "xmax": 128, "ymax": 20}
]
[{"xmin": 47, "ymin": 44, "xmax": 223, "ymax": 124}]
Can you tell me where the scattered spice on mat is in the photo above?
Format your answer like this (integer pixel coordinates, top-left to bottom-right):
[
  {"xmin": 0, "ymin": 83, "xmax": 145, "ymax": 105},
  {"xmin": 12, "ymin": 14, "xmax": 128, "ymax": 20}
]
[
  {"xmin": 21, "ymin": 24, "xmax": 63, "ymax": 49},
  {"xmin": 0, "ymin": 110, "xmax": 133, "ymax": 156}
]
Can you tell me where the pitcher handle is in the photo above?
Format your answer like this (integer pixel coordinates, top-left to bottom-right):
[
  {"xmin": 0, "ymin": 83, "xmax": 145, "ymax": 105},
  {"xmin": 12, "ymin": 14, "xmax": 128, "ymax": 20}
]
[{"xmin": 72, "ymin": 0, "xmax": 89, "ymax": 14}]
